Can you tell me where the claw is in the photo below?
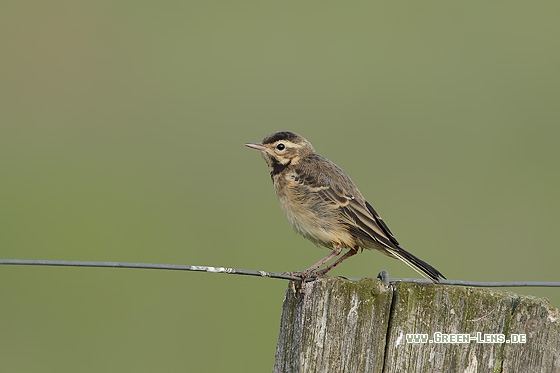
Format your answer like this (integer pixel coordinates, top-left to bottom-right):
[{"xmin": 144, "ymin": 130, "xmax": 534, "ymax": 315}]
[{"xmin": 283, "ymin": 271, "xmax": 319, "ymax": 292}]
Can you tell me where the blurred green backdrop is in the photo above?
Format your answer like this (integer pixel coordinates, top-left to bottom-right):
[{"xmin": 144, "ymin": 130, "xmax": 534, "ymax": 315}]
[{"xmin": 1, "ymin": 1, "xmax": 559, "ymax": 372}]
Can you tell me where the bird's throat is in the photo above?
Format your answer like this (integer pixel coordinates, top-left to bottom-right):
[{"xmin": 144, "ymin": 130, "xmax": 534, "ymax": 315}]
[{"xmin": 269, "ymin": 159, "xmax": 291, "ymax": 177}]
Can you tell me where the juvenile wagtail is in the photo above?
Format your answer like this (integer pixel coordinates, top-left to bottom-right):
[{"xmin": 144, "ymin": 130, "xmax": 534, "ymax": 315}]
[{"xmin": 245, "ymin": 131, "xmax": 445, "ymax": 282}]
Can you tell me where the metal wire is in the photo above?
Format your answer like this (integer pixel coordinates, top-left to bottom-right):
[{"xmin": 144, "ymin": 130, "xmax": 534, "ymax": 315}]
[
  {"xmin": 371, "ymin": 270, "xmax": 560, "ymax": 288},
  {"xmin": 0, "ymin": 259, "xmax": 302, "ymax": 281},
  {"xmin": 0, "ymin": 259, "xmax": 559, "ymax": 288}
]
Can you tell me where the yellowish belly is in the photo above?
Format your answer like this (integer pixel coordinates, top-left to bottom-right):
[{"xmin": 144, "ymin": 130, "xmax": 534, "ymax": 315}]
[{"xmin": 277, "ymin": 195, "xmax": 353, "ymax": 249}]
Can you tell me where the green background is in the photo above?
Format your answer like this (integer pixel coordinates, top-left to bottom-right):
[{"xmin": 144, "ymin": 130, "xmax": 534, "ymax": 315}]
[{"xmin": 2, "ymin": 1, "xmax": 559, "ymax": 372}]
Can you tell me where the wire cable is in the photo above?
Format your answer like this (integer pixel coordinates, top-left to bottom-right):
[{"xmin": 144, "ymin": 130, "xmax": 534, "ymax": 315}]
[{"xmin": 1, "ymin": 259, "xmax": 559, "ymax": 288}]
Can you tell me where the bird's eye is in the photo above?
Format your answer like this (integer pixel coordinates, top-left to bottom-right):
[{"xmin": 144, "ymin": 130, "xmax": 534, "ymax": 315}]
[{"xmin": 276, "ymin": 143, "xmax": 286, "ymax": 151}]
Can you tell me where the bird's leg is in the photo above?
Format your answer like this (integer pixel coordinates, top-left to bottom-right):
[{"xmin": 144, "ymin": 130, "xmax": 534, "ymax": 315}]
[
  {"xmin": 314, "ymin": 248, "xmax": 358, "ymax": 276},
  {"xmin": 302, "ymin": 245, "xmax": 343, "ymax": 275},
  {"xmin": 285, "ymin": 245, "xmax": 343, "ymax": 278}
]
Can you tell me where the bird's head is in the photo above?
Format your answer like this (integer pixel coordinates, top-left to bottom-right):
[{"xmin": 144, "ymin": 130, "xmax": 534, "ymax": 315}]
[{"xmin": 245, "ymin": 131, "xmax": 315, "ymax": 169}]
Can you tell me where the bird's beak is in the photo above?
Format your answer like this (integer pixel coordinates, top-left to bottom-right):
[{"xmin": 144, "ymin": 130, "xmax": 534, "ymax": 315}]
[{"xmin": 245, "ymin": 142, "xmax": 267, "ymax": 152}]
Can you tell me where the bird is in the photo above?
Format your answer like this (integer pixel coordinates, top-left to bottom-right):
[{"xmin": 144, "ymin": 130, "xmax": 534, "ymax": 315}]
[{"xmin": 244, "ymin": 131, "xmax": 445, "ymax": 282}]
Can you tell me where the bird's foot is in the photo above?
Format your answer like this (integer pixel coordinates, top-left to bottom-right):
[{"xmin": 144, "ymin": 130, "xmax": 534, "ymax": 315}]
[{"xmin": 283, "ymin": 270, "xmax": 319, "ymax": 293}]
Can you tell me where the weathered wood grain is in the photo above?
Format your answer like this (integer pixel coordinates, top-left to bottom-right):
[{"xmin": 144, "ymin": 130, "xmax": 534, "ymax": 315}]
[
  {"xmin": 274, "ymin": 277, "xmax": 560, "ymax": 373},
  {"xmin": 503, "ymin": 294, "xmax": 560, "ymax": 372},
  {"xmin": 274, "ymin": 278, "xmax": 392, "ymax": 373}
]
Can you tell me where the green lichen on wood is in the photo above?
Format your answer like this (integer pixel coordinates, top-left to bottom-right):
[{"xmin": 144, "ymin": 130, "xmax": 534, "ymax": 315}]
[
  {"xmin": 275, "ymin": 278, "xmax": 560, "ymax": 373},
  {"xmin": 386, "ymin": 282, "xmax": 520, "ymax": 372},
  {"xmin": 274, "ymin": 277, "xmax": 392, "ymax": 373}
]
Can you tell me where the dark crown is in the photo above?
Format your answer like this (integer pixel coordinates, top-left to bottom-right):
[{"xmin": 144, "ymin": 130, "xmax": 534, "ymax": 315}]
[{"xmin": 262, "ymin": 131, "xmax": 302, "ymax": 145}]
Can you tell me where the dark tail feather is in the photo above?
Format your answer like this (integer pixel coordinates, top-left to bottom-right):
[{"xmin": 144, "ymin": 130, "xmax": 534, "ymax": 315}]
[{"xmin": 386, "ymin": 246, "xmax": 445, "ymax": 282}]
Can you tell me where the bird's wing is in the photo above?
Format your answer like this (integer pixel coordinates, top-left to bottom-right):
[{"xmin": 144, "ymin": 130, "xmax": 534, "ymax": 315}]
[
  {"xmin": 318, "ymin": 185, "xmax": 400, "ymax": 250},
  {"xmin": 295, "ymin": 155, "xmax": 400, "ymax": 250},
  {"xmin": 293, "ymin": 155, "xmax": 445, "ymax": 282}
]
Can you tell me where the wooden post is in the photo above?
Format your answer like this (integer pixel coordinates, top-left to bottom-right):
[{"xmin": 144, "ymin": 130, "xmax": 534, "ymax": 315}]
[{"xmin": 273, "ymin": 277, "xmax": 560, "ymax": 373}]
